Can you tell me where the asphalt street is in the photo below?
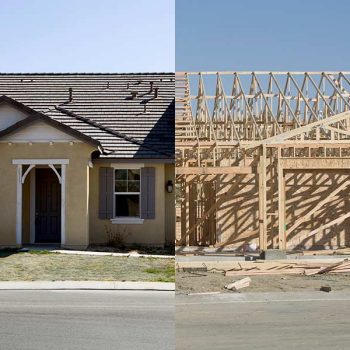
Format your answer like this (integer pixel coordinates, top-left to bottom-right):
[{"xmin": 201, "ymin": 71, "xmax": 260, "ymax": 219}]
[
  {"xmin": 0, "ymin": 290, "xmax": 174, "ymax": 350},
  {"xmin": 176, "ymin": 292, "xmax": 350, "ymax": 350}
]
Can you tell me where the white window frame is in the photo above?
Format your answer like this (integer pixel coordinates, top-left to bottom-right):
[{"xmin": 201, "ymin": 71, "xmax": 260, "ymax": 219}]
[{"xmin": 111, "ymin": 166, "xmax": 144, "ymax": 224}]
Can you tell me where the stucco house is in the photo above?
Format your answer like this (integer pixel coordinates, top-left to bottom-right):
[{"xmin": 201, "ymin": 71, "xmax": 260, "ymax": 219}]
[{"xmin": 0, "ymin": 73, "xmax": 175, "ymax": 248}]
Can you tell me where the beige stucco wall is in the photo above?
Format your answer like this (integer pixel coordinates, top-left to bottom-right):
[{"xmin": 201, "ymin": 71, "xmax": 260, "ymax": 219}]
[
  {"xmin": 0, "ymin": 143, "xmax": 175, "ymax": 248},
  {"xmin": 0, "ymin": 142, "xmax": 96, "ymax": 247},
  {"xmin": 89, "ymin": 161, "xmax": 175, "ymax": 246},
  {"xmin": 164, "ymin": 163, "xmax": 175, "ymax": 244}
]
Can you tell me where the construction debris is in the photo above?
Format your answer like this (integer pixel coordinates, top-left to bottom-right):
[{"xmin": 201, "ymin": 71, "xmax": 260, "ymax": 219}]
[
  {"xmin": 225, "ymin": 277, "xmax": 252, "ymax": 291},
  {"xmin": 224, "ymin": 259, "xmax": 350, "ymax": 276}
]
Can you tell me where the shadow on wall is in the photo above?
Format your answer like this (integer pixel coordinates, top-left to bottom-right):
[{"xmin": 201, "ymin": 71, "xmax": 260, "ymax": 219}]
[
  {"xmin": 285, "ymin": 170, "xmax": 350, "ymax": 249},
  {"xmin": 177, "ymin": 166, "xmax": 350, "ymax": 251}
]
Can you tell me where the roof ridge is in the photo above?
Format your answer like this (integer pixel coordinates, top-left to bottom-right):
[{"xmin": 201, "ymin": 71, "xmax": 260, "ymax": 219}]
[{"xmin": 55, "ymin": 106, "xmax": 172, "ymax": 158}]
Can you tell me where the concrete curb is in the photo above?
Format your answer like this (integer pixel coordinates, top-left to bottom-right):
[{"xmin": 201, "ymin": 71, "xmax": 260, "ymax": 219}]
[
  {"xmin": 51, "ymin": 250, "xmax": 174, "ymax": 259},
  {"xmin": 0, "ymin": 281, "xmax": 175, "ymax": 291}
]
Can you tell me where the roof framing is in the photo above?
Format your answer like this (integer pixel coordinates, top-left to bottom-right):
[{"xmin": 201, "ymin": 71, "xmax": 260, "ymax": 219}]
[{"xmin": 176, "ymin": 71, "xmax": 350, "ymax": 150}]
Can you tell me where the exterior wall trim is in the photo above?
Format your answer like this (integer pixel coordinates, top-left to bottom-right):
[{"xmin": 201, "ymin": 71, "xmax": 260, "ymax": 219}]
[
  {"xmin": 13, "ymin": 159, "xmax": 69, "ymax": 165},
  {"xmin": 110, "ymin": 218, "xmax": 144, "ymax": 224}
]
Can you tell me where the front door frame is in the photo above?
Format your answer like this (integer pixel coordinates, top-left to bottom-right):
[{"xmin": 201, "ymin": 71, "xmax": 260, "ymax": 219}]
[{"xmin": 13, "ymin": 159, "xmax": 69, "ymax": 246}]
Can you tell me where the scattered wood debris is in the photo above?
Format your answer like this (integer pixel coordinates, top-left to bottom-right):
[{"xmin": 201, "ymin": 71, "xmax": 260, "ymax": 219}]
[
  {"xmin": 224, "ymin": 259, "xmax": 350, "ymax": 277},
  {"xmin": 225, "ymin": 277, "xmax": 252, "ymax": 291}
]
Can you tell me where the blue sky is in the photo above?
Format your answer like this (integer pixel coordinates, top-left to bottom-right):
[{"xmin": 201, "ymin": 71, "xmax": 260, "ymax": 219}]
[
  {"xmin": 0, "ymin": 0, "xmax": 175, "ymax": 73},
  {"xmin": 176, "ymin": 0, "xmax": 350, "ymax": 71}
]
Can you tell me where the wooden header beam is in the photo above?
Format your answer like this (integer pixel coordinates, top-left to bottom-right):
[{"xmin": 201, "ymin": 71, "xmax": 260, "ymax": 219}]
[{"xmin": 176, "ymin": 166, "xmax": 254, "ymax": 175}]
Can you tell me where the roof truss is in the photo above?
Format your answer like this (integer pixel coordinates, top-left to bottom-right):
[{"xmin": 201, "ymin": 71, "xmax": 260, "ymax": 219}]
[{"xmin": 176, "ymin": 72, "xmax": 350, "ymax": 148}]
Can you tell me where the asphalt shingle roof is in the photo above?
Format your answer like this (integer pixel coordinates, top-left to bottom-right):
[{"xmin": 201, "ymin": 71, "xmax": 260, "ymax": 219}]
[{"xmin": 0, "ymin": 73, "xmax": 175, "ymax": 160}]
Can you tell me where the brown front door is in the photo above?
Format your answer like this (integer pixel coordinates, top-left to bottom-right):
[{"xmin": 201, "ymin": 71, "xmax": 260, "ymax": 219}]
[{"xmin": 35, "ymin": 168, "xmax": 61, "ymax": 243}]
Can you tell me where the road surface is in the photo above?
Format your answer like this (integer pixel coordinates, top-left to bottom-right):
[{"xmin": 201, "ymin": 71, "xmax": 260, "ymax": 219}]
[
  {"xmin": 176, "ymin": 292, "xmax": 350, "ymax": 350},
  {"xmin": 0, "ymin": 290, "xmax": 174, "ymax": 350}
]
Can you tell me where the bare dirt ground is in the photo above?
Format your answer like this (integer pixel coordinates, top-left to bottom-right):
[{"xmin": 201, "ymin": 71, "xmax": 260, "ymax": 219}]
[
  {"xmin": 176, "ymin": 271, "xmax": 350, "ymax": 294},
  {"xmin": 88, "ymin": 244, "xmax": 174, "ymax": 256}
]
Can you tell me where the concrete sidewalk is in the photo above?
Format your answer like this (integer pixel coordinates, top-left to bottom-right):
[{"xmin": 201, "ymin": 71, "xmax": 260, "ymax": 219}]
[{"xmin": 0, "ymin": 281, "xmax": 175, "ymax": 291}]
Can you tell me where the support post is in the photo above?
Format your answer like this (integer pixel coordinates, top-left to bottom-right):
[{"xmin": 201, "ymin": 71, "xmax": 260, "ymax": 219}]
[
  {"xmin": 16, "ymin": 164, "xmax": 22, "ymax": 246},
  {"xmin": 277, "ymin": 149, "xmax": 286, "ymax": 250},
  {"xmin": 30, "ymin": 169, "xmax": 36, "ymax": 244},
  {"xmin": 258, "ymin": 145, "xmax": 267, "ymax": 250},
  {"xmin": 61, "ymin": 164, "xmax": 66, "ymax": 246}
]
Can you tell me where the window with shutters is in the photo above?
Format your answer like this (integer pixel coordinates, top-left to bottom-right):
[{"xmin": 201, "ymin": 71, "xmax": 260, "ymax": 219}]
[{"xmin": 114, "ymin": 169, "xmax": 140, "ymax": 217}]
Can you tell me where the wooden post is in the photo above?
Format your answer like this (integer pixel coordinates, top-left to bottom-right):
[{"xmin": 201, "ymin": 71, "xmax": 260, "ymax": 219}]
[
  {"xmin": 277, "ymin": 148, "xmax": 286, "ymax": 250},
  {"xmin": 181, "ymin": 179, "xmax": 189, "ymax": 246},
  {"xmin": 258, "ymin": 145, "xmax": 267, "ymax": 250}
]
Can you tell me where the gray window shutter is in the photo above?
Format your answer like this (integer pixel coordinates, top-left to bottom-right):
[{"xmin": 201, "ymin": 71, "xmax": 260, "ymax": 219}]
[
  {"xmin": 99, "ymin": 167, "xmax": 114, "ymax": 219},
  {"xmin": 140, "ymin": 167, "xmax": 156, "ymax": 219}
]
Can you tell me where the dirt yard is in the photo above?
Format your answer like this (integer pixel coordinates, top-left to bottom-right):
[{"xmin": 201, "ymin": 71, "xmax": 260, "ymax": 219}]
[
  {"xmin": 176, "ymin": 271, "xmax": 350, "ymax": 294},
  {"xmin": 0, "ymin": 251, "xmax": 175, "ymax": 282}
]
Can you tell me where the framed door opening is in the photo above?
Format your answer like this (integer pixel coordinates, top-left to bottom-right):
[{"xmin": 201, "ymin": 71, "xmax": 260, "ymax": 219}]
[
  {"xmin": 14, "ymin": 159, "xmax": 68, "ymax": 247},
  {"xmin": 33, "ymin": 168, "xmax": 61, "ymax": 243}
]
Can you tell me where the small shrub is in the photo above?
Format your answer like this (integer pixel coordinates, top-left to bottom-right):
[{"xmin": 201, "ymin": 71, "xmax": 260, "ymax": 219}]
[{"xmin": 105, "ymin": 225, "xmax": 130, "ymax": 249}]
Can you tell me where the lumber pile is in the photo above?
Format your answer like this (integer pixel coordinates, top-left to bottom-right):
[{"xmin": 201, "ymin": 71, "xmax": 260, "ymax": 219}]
[
  {"xmin": 225, "ymin": 259, "xmax": 350, "ymax": 277},
  {"xmin": 296, "ymin": 248, "xmax": 350, "ymax": 257}
]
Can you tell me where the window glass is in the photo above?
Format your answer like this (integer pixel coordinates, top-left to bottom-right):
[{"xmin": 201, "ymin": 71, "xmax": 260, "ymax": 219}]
[
  {"xmin": 128, "ymin": 169, "xmax": 140, "ymax": 181},
  {"xmin": 114, "ymin": 168, "xmax": 141, "ymax": 217},
  {"xmin": 128, "ymin": 181, "xmax": 140, "ymax": 192},
  {"xmin": 115, "ymin": 181, "xmax": 127, "ymax": 192},
  {"xmin": 115, "ymin": 169, "xmax": 127, "ymax": 180},
  {"xmin": 115, "ymin": 194, "xmax": 140, "ymax": 216}
]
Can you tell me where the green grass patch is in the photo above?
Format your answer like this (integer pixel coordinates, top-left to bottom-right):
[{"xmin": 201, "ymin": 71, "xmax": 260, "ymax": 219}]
[
  {"xmin": 0, "ymin": 252, "xmax": 175, "ymax": 282},
  {"xmin": 143, "ymin": 265, "xmax": 175, "ymax": 282}
]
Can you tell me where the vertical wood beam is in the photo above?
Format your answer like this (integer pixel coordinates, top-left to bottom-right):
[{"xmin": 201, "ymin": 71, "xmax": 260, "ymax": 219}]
[
  {"xmin": 188, "ymin": 182, "xmax": 197, "ymax": 245},
  {"xmin": 258, "ymin": 145, "xmax": 267, "ymax": 250},
  {"xmin": 181, "ymin": 179, "xmax": 190, "ymax": 245},
  {"xmin": 278, "ymin": 149, "xmax": 286, "ymax": 250}
]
